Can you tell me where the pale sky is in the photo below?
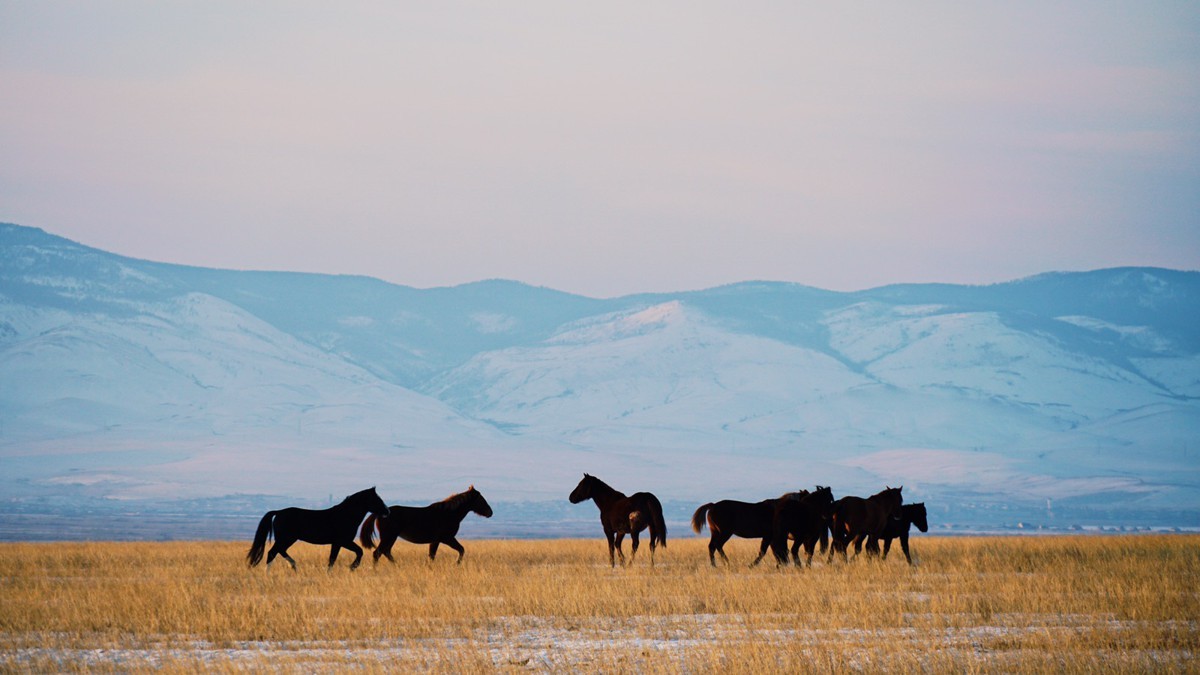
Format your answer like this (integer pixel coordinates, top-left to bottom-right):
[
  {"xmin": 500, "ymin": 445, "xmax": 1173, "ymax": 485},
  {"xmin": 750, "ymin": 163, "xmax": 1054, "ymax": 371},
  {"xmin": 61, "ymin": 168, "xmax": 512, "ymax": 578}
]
[{"xmin": 2, "ymin": 2, "xmax": 1198, "ymax": 297}]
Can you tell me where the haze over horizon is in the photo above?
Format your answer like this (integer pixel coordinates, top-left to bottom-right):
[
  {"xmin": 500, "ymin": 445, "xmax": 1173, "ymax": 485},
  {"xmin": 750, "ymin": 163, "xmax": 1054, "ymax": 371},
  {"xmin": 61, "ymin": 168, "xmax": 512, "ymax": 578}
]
[{"xmin": 3, "ymin": 3, "xmax": 1198, "ymax": 298}]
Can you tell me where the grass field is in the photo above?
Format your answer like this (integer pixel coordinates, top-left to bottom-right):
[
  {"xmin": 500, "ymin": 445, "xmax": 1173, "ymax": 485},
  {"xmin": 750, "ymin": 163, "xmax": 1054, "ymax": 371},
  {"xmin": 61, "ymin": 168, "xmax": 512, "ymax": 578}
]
[{"xmin": 1, "ymin": 535, "xmax": 1196, "ymax": 672}]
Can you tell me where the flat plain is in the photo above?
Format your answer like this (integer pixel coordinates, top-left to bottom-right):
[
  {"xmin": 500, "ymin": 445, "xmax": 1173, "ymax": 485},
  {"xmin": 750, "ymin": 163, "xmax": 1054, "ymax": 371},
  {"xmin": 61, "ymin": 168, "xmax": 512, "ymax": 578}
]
[{"xmin": 1, "ymin": 535, "xmax": 1196, "ymax": 673}]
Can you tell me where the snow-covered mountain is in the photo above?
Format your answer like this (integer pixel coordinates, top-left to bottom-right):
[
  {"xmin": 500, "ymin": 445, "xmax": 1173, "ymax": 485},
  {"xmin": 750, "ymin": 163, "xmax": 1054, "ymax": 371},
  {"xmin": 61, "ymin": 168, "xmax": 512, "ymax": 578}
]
[{"xmin": 2, "ymin": 223, "xmax": 1198, "ymax": 536}]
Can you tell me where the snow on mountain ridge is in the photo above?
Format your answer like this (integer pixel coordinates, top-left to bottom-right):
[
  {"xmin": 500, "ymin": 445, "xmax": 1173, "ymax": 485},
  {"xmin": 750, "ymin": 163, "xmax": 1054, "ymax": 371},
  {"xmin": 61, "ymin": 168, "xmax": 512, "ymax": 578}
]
[{"xmin": 1, "ymin": 223, "xmax": 1198, "ymax": 527}]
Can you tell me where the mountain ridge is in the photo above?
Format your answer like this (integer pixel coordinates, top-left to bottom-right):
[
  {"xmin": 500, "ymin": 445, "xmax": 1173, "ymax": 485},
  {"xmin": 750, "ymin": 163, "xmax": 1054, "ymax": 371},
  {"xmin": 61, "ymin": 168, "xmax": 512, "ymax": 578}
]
[{"xmin": 2, "ymin": 222, "xmax": 1198, "ymax": 535}]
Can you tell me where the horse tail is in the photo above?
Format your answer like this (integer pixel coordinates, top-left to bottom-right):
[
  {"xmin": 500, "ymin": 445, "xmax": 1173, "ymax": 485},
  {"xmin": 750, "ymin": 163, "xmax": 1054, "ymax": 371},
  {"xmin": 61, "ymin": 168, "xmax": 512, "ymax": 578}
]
[
  {"xmin": 647, "ymin": 493, "xmax": 667, "ymax": 548},
  {"xmin": 246, "ymin": 511, "xmax": 276, "ymax": 567},
  {"xmin": 691, "ymin": 503, "xmax": 712, "ymax": 534},
  {"xmin": 359, "ymin": 512, "xmax": 379, "ymax": 549}
]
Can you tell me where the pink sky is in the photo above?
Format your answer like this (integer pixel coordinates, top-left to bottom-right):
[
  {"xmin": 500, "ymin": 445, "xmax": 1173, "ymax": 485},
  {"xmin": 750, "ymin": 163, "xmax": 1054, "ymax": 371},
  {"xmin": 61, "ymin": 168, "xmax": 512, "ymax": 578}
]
[{"xmin": 2, "ymin": 2, "xmax": 1198, "ymax": 297}]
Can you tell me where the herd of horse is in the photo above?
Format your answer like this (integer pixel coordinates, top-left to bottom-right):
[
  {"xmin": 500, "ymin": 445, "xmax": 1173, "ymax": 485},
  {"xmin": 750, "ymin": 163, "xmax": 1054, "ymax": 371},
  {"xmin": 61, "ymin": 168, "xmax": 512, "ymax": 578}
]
[{"xmin": 246, "ymin": 476, "xmax": 928, "ymax": 571}]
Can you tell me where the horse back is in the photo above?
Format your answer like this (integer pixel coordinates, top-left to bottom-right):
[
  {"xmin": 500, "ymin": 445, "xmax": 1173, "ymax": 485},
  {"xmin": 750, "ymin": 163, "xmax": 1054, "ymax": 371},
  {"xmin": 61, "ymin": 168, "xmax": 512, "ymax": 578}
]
[
  {"xmin": 608, "ymin": 492, "xmax": 661, "ymax": 535},
  {"xmin": 272, "ymin": 506, "xmax": 352, "ymax": 545},
  {"xmin": 381, "ymin": 504, "xmax": 459, "ymax": 544},
  {"xmin": 709, "ymin": 499, "xmax": 775, "ymax": 538}
]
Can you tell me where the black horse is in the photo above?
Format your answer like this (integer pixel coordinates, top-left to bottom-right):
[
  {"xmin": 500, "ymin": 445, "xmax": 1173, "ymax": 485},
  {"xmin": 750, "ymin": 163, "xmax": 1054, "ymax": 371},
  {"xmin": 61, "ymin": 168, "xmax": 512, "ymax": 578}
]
[
  {"xmin": 246, "ymin": 487, "xmax": 389, "ymax": 571},
  {"xmin": 569, "ymin": 473, "xmax": 667, "ymax": 567},
  {"xmin": 770, "ymin": 486, "xmax": 836, "ymax": 567},
  {"xmin": 870, "ymin": 502, "xmax": 928, "ymax": 565},
  {"xmin": 827, "ymin": 486, "xmax": 904, "ymax": 563},
  {"xmin": 691, "ymin": 488, "xmax": 828, "ymax": 567},
  {"xmin": 359, "ymin": 485, "xmax": 493, "ymax": 564}
]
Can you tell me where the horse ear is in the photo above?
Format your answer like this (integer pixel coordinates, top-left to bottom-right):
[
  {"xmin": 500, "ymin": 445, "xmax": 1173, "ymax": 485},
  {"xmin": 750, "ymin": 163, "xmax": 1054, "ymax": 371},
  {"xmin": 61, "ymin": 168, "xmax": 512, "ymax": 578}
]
[{"xmin": 469, "ymin": 484, "xmax": 475, "ymax": 491}]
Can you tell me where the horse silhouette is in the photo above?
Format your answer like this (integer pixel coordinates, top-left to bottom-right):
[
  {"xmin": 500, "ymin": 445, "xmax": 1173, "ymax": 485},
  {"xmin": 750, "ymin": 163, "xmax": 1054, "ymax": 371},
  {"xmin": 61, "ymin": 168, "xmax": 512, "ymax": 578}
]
[
  {"xmin": 569, "ymin": 473, "xmax": 667, "ymax": 567},
  {"xmin": 770, "ymin": 486, "xmax": 836, "ymax": 567},
  {"xmin": 871, "ymin": 502, "xmax": 928, "ymax": 564},
  {"xmin": 692, "ymin": 487, "xmax": 831, "ymax": 567},
  {"xmin": 828, "ymin": 486, "xmax": 904, "ymax": 563},
  {"xmin": 247, "ymin": 487, "xmax": 389, "ymax": 571},
  {"xmin": 359, "ymin": 486, "xmax": 493, "ymax": 564}
]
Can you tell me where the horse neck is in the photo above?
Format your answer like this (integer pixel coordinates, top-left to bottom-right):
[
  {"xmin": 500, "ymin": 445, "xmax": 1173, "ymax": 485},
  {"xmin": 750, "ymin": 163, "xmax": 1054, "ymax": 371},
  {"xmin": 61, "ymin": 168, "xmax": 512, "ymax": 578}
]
[
  {"xmin": 437, "ymin": 492, "xmax": 476, "ymax": 520},
  {"xmin": 587, "ymin": 481, "xmax": 623, "ymax": 509},
  {"xmin": 334, "ymin": 495, "xmax": 373, "ymax": 519}
]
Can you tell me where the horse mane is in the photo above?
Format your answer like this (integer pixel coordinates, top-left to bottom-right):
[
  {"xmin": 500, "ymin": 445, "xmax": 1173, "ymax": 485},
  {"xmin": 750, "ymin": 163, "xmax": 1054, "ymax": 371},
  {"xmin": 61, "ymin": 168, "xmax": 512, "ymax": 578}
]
[
  {"xmin": 430, "ymin": 487, "xmax": 476, "ymax": 511},
  {"xmin": 585, "ymin": 474, "xmax": 623, "ymax": 498},
  {"xmin": 587, "ymin": 474, "xmax": 611, "ymax": 489},
  {"xmin": 339, "ymin": 487, "xmax": 377, "ymax": 505}
]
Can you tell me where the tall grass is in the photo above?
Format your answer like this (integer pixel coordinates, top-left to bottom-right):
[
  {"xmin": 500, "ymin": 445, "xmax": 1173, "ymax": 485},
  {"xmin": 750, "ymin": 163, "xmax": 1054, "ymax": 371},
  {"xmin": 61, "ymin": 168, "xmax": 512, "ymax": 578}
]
[{"xmin": 1, "ymin": 536, "xmax": 1196, "ymax": 672}]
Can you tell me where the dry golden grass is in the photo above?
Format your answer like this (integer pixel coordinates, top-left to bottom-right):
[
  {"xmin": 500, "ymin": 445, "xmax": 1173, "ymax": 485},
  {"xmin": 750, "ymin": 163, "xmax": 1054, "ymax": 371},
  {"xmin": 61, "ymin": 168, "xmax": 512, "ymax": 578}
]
[{"xmin": 0, "ymin": 535, "xmax": 1196, "ymax": 672}]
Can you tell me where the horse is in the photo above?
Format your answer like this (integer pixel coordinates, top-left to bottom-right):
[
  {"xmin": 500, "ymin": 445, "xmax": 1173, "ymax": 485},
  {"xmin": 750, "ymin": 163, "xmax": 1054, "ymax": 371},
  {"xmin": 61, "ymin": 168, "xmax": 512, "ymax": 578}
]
[
  {"xmin": 870, "ymin": 502, "xmax": 928, "ymax": 565},
  {"xmin": 358, "ymin": 485, "xmax": 493, "ymax": 564},
  {"xmin": 770, "ymin": 486, "xmax": 836, "ymax": 567},
  {"xmin": 827, "ymin": 486, "xmax": 904, "ymax": 563},
  {"xmin": 246, "ymin": 487, "xmax": 389, "ymax": 571},
  {"xmin": 691, "ymin": 487, "xmax": 828, "ymax": 567},
  {"xmin": 569, "ymin": 473, "xmax": 667, "ymax": 567}
]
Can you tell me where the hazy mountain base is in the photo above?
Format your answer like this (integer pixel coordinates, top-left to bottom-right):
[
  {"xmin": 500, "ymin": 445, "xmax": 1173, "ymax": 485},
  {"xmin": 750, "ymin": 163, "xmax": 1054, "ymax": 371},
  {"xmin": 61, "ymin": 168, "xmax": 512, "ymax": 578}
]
[{"xmin": 1, "ymin": 492, "xmax": 1195, "ymax": 543}]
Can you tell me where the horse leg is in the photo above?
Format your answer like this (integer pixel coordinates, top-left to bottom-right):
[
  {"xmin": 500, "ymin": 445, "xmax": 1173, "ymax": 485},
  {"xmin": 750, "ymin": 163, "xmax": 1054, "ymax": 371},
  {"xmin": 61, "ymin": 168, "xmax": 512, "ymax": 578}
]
[
  {"xmin": 790, "ymin": 539, "xmax": 802, "ymax": 567},
  {"xmin": 444, "ymin": 537, "xmax": 466, "ymax": 564},
  {"xmin": 327, "ymin": 545, "xmax": 341, "ymax": 570},
  {"xmin": 376, "ymin": 533, "xmax": 400, "ymax": 564},
  {"xmin": 629, "ymin": 531, "xmax": 640, "ymax": 565},
  {"xmin": 613, "ymin": 532, "xmax": 627, "ymax": 566},
  {"xmin": 268, "ymin": 539, "xmax": 298, "ymax": 571},
  {"xmin": 751, "ymin": 537, "xmax": 771, "ymax": 567},
  {"xmin": 881, "ymin": 537, "xmax": 892, "ymax": 561},
  {"xmin": 710, "ymin": 532, "xmax": 732, "ymax": 567},
  {"xmin": 605, "ymin": 530, "xmax": 617, "ymax": 568},
  {"xmin": 428, "ymin": 542, "xmax": 440, "ymax": 562},
  {"xmin": 379, "ymin": 534, "xmax": 398, "ymax": 564},
  {"xmin": 852, "ymin": 534, "xmax": 868, "ymax": 559},
  {"xmin": 803, "ymin": 539, "xmax": 816, "ymax": 568},
  {"xmin": 900, "ymin": 534, "xmax": 913, "ymax": 565},
  {"xmin": 343, "ymin": 541, "xmax": 365, "ymax": 570}
]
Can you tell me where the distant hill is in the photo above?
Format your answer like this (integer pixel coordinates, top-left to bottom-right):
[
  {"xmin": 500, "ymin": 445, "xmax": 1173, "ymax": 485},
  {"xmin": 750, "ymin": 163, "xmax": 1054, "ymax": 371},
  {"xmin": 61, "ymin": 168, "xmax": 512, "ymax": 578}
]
[{"xmin": 2, "ymin": 222, "xmax": 1198, "ymax": 536}]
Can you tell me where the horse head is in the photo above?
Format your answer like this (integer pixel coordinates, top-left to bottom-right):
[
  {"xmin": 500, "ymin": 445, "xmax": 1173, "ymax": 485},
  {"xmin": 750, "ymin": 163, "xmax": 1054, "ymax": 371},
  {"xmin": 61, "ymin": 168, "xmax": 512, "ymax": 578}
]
[
  {"xmin": 875, "ymin": 485, "xmax": 904, "ymax": 520},
  {"xmin": 468, "ymin": 485, "xmax": 494, "ymax": 518},
  {"xmin": 367, "ymin": 486, "xmax": 390, "ymax": 517},
  {"xmin": 569, "ymin": 474, "xmax": 594, "ymax": 503},
  {"xmin": 808, "ymin": 485, "xmax": 834, "ymax": 507},
  {"xmin": 909, "ymin": 502, "xmax": 928, "ymax": 533}
]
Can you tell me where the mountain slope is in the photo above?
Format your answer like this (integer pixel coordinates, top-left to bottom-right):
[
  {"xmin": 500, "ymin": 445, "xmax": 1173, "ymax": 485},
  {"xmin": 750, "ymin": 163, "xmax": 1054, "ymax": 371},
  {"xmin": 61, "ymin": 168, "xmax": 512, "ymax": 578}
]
[{"xmin": 1, "ymin": 222, "xmax": 1198, "ymax": 531}]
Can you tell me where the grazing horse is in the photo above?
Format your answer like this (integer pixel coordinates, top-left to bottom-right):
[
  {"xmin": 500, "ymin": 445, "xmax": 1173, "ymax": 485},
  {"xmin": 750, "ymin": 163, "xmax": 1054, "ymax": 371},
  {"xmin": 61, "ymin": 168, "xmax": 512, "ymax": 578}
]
[
  {"xmin": 359, "ymin": 486, "xmax": 493, "ymax": 564},
  {"xmin": 692, "ymin": 487, "xmax": 828, "ymax": 567},
  {"xmin": 872, "ymin": 502, "xmax": 928, "ymax": 565},
  {"xmin": 770, "ymin": 486, "xmax": 836, "ymax": 567},
  {"xmin": 569, "ymin": 473, "xmax": 667, "ymax": 567},
  {"xmin": 827, "ymin": 486, "xmax": 904, "ymax": 563},
  {"xmin": 246, "ymin": 487, "xmax": 389, "ymax": 571}
]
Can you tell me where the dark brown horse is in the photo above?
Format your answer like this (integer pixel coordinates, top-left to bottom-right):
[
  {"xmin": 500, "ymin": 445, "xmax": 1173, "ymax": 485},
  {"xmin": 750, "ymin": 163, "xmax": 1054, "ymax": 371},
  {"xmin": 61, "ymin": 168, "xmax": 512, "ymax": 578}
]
[
  {"xmin": 770, "ymin": 486, "xmax": 836, "ymax": 567},
  {"xmin": 359, "ymin": 486, "xmax": 493, "ymax": 564},
  {"xmin": 691, "ymin": 487, "xmax": 829, "ymax": 567},
  {"xmin": 569, "ymin": 473, "xmax": 667, "ymax": 567},
  {"xmin": 871, "ymin": 502, "xmax": 928, "ymax": 565},
  {"xmin": 827, "ymin": 486, "xmax": 904, "ymax": 563},
  {"xmin": 246, "ymin": 487, "xmax": 389, "ymax": 571}
]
